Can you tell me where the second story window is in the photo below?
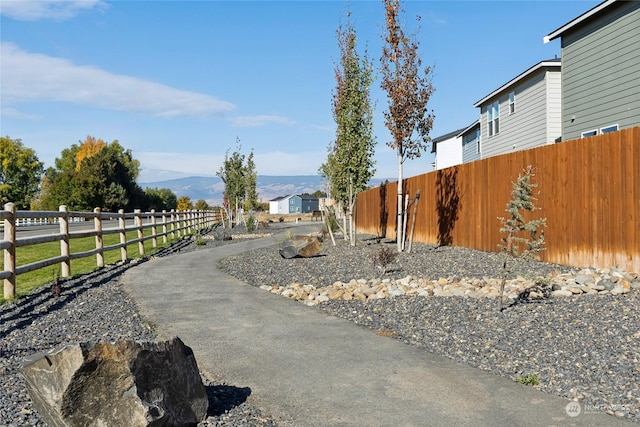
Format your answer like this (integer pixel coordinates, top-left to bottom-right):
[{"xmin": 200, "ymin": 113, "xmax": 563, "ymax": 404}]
[
  {"xmin": 488, "ymin": 101, "xmax": 500, "ymax": 136},
  {"xmin": 509, "ymin": 92, "xmax": 516, "ymax": 114}
]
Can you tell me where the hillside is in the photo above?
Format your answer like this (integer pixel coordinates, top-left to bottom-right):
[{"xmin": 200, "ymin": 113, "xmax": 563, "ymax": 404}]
[{"xmin": 139, "ymin": 175, "xmax": 327, "ymax": 206}]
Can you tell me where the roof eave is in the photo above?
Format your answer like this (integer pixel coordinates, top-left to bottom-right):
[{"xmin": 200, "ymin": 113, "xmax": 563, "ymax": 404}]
[
  {"xmin": 456, "ymin": 119, "xmax": 480, "ymax": 138},
  {"xmin": 473, "ymin": 60, "xmax": 561, "ymax": 107},
  {"xmin": 544, "ymin": 0, "xmax": 617, "ymax": 43}
]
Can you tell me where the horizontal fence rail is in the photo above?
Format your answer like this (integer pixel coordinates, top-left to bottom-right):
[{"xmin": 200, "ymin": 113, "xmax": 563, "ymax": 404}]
[
  {"xmin": 2, "ymin": 204, "xmax": 227, "ymax": 299},
  {"xmin": 356, "ymin": 126, "xmax": 640, "ymax": 273}
]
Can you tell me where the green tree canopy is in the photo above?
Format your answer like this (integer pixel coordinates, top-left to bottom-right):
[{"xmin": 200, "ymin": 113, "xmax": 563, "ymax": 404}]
[
  {"xmin": 321, "ymin": 12, "xmax": 375, "ymax": 244},
  {"xmin": 0, "ymin": 137, "xmax": 44, "ymax": 209},
  {"xmin": 144, "ymin": 187, "xmax": 178, "ymax": 211},
  {"xmin": 35, "ymin": 136, "xmax": 144, "ymax": 212},
  {"xmin": 216, "ymin": 139, "xmax": 258, "ymax": 215},
  {"xmin": 194, "ymin": 199, "xmax": 210, "ymax": 210}
]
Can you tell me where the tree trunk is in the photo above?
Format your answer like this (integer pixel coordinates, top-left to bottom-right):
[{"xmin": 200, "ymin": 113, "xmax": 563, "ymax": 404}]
[
  {"xmin": 342, "ymin": 211, "xmax": 348, "ymax": 241},
  {"xmin": 397, "ymin": 150, "xmax": 403, "ymax": 252},
  {"xmin": 349, "ymin": 182, "xmax": 355, "ymax": 246}
]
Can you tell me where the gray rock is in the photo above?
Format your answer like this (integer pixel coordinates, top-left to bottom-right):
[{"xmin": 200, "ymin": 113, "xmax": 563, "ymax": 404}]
[
  {"xmin": 574, "ymin": 274, "xmax": 594, "ymax": 285},
  {"xmin": 597, "ymin": 279, "xmax": 614, "ymax": 291},
  {"xmin": 214, "ymin": 230, "xmax": 232, "ymax": 241},
  {"xmin": 279, "ymin": 235, "xmax": 322, "ymax": 258},
  {"xmin": 21, "ymin": 337, "xmax": 207, "ymax": 427}
]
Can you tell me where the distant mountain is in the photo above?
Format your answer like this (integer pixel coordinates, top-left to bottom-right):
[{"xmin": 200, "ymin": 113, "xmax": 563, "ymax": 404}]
[{"xmin": 139, "ymin": 175, "xmax": 327, "ymax": 206}]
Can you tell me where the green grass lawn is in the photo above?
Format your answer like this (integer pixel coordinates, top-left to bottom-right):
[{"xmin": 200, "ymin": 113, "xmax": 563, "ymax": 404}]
[{"xmin": 1, "ymin": 228, "xmax": 190, "ymax": 303}]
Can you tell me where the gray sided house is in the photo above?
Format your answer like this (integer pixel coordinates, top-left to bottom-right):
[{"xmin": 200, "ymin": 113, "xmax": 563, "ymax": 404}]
[
  {"xmin": 289, "ymin": 195, "xmax": 319, "ymax": 214},
  {"xmin": 474, "ymin": 59, "xmax": 562, "ymax": 159},
  {"xmin": 458, "ymin": 120, "xmax": 481, "ymax": 164},
  {"xmin": 545, "ymin": 0, "xmax": 640, "ymax": 140}
]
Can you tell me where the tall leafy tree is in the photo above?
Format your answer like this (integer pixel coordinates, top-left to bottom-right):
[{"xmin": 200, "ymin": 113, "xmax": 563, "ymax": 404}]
[
  {"xmin": 0, "ymin": 137, "xmax": 44, "ymax": 209},
  {"xmin": 321, "ymin": 12, "xmax": 376, "ymax": 245},
  {"xmin": 194, "ymin": 199, "xmax": 210, "ymax": 210},
  {"xmin": 35, "ymin": 136, "xmax": 144, "ymax": 211},
  {"xmin": 380, "ymin": 0, "xmax": 435, "ymax": 251},
  {"xmin": 217, "ymin": 141, "xmax": 245, "ymax": 213},
  {"xmin": 244, "ymin": 151, "xmax": 259, "ymax": 211},
  {"xmin": 216, "ymin": 139, "xmax": 258, "ymax": 223},
  {"xmin": 145, "ymin": 187, "xmax": 178, "ymax": 211},
  {"xmin": 177, "ymin": 196, "xmax": 193, "ymax": 211}
]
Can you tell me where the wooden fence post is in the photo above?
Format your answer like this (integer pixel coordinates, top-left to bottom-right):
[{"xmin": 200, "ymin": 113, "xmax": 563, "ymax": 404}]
[
  {"xmin": 3, "ymin": 203, "xmax": 16, "ymax": 299},
  {"xmin": 119, "ymin": 209, "xmax": 127, "ymax": 261},
  {"xmin": 170, "ymin": 210, "xmax": 176, "ymax": 239},
  {"xmin": 150, "ymin": 209, "xmax": 158, "ymax": 248},
  {"xmin": 135, "ymin": 209, "xmax": 144, "ymax": 256},
  {"xmin": 94, "ymin": 207, "xmax": 104, "ymax": 267},
  {"xmin": 162, "ymin": 210, "xmax": 168, "ymax": 244},
  {"xmin": 59, "ymin": 205, "xmax": 70, "ymax": 277}
]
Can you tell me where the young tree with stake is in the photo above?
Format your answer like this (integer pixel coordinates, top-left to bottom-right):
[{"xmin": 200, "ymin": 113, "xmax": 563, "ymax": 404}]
[
  {"xmin": 321, "ymin": 11, "xmax": 376, "ymax": 246},
  {"xmin": 380, "ymin": 0, "xmax": 435, "ymax": 251}
]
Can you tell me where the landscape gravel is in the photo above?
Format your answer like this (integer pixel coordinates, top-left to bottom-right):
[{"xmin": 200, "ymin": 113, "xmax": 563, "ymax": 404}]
[
  {"xmin": 0, "ymin": 230, "xmax": 276, "ymax": 427},
  {"xmin": 3, "ymin": 224, "xmax": 639, "ymax": 425},
  {"xmin": 222, "ymin": 231, "xmax": 640, "ymax": 424}
]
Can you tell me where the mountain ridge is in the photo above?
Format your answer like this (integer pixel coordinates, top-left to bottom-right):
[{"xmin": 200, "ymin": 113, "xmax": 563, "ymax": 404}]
[{"xmin": 139, "ymin": 175, "xmax": 328, "ymax": 205}]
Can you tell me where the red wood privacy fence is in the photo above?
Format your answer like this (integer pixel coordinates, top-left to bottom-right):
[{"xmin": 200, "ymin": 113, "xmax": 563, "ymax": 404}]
[
  {"xmin": 355, "ymin": 126, "xmax": 640, "ymax": 273},
  {"xmin": 1, "ymin": 205, "xmax": 225, "ymax": 299}
]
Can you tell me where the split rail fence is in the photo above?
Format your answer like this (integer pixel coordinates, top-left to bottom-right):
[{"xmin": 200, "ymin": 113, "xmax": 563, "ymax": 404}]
[
  {"xmin": 1, "ymin": 204, "xmax": 225, "ymax": 299},
  {"xmin": 355, "ymin": 126, "xmax": 639, "ymax": 273}
]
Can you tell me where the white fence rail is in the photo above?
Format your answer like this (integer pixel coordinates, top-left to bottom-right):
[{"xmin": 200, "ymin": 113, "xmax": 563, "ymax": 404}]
[{"xmin": 1, "ymin": 203, "xmax": 225, "ymax": 299}]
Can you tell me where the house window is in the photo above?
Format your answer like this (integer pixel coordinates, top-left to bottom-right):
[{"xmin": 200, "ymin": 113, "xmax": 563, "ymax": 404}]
[
  {"xmin": 509, "ymin": 92, "xmax": 516, "ymax": 114},
  {"xmin": 600, "ymin": 124, "xmax": 619, "ymax": 134},
  {"xmin": 488, "ymin": 101, "xmax": 499, "ymax": 136},
  {"xmin": 581, "ymin": 130, "xmax": 597, "ymax": 138},
  {"xmin": 475, "ymin": 129, "xmax": 481, "ymax": 154}
]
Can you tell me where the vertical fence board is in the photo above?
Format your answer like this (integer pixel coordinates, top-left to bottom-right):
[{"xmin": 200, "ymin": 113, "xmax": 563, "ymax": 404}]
[{"xmin": 356, "ymin": 127, "xmax": 640, "ymax": 272}]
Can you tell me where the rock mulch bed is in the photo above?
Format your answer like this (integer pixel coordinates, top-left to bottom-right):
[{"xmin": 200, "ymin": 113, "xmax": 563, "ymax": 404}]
[
  {"xmin": 222, "ymin": 235, "xmax": 640, "ymax": 423},
  {"xmin": 0, "ymin": 230, "xmax": 277, "ymax": 427}
]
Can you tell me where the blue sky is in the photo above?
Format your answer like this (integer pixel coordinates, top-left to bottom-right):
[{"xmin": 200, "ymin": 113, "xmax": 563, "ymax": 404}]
[{"xmin": 1, "ymin": 0, "xmax": 599, "ymax": 182}]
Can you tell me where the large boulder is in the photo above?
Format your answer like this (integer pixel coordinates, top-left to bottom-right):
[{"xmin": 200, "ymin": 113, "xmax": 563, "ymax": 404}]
[
  {"xmin": 21, "ymin": 337, "xmax": 208, "ymax": 427},
  {"xmin": 279, "ymin": 235, "xmax": 323, "ymax": 259}
]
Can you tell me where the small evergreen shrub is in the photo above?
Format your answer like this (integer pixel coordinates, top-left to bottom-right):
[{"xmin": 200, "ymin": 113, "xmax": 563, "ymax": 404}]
[{"xmin": 498, "ymin": 165, "xmax": 547, "ymax": 311}]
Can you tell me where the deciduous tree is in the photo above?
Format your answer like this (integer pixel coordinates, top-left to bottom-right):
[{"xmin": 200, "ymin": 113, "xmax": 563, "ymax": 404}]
[
  {"xmin": 145, "ymin": 187, "xmax": 178, "ymax": 211},
  {"xmin": 35, "ymin": 137, "xmax": 144, "ymax": 211},
  {"xmin": 321, "ymin": 12, "xmax": 376, "ymax": 245},
  {"xmin": 380, "ymin": 0, "xmax": 435, "ymax": 251},
  {"xmin": 216, "ymin": 140, "xmax": 258, "ymax": 224},
  {"xmin": 177, "ymin": 196, "xmax": 193, "ymax": 211},
  {"xmin": 0, "ymin": 137, "xmax": 44, "ymax": 209}
]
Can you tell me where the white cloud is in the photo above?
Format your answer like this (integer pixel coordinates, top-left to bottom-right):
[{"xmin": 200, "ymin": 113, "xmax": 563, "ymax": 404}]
[
  {"xmin": 232, "ymin": 115, "xmax": 295, "ymax": 128},
  {"xmin": 0, "ymin": 107, "xmax": 41, "ymax": 120},
  {"xmin": 0, "ymin": 42, "xmax": 236, "ymax": 118},
  {"xmin": 0, "ymin": 0, "xmax": 108, "ymax": 21}
]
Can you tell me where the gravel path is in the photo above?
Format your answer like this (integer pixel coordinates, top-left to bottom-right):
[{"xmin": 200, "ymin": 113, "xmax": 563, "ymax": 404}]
[
  {"xmin": 221, "ymin": 232, "xmax": 640, "ymax": 424},
  {"xmin": 2, "ymin": 225, "xmax": 638, "ymax": 425}
]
